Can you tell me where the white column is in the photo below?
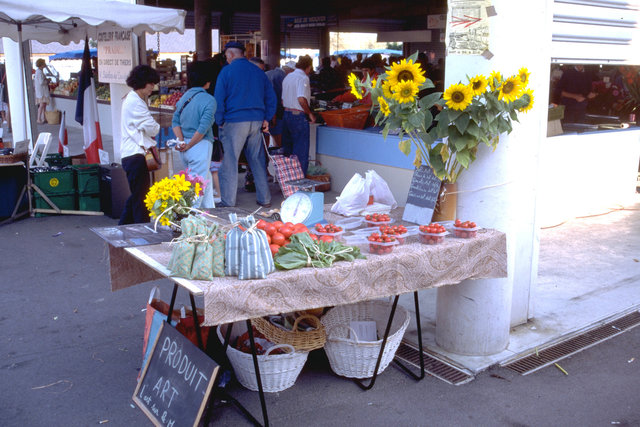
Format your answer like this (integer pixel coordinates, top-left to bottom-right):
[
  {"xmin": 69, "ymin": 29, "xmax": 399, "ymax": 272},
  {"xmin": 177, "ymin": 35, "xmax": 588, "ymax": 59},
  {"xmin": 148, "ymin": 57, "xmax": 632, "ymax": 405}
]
[
  {"xmin": 435, "ymin": 0, "xmax": 551, "ymax": 355},
  {"xmin": 2, "ymin": 37, "xmax": 29, "ymax": 144},
  {"xmin": 109, "ymin": 83, "xmax": 130, "ymax": 163}
]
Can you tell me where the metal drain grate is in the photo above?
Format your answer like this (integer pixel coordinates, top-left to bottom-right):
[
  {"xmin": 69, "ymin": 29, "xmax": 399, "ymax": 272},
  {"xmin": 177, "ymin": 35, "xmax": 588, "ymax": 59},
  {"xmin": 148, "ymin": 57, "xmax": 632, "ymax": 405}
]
[
  {"xmin": 394, "ymin": 341, "xmax": 474, "ymax": 385},
  {"xmin": 503, "ymin": 310, "xmax": 640, "ymax": 375}
]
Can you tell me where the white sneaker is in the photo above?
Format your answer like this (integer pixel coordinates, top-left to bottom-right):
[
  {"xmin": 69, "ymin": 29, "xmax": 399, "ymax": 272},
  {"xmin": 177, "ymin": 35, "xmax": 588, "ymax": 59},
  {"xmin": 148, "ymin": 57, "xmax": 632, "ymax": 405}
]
[{"xmin": 214, "ymin": 197, "xmax": 222, "ymax": 203}]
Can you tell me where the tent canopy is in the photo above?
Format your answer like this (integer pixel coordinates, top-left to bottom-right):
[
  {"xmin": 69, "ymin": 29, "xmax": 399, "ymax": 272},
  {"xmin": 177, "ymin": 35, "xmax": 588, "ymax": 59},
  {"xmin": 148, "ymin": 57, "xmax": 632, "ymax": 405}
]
[
  {"xmin": 49, "ymin": 48, "xmax": 97, "ymax": 61},
  {"xmin": 0, "ymin": 0, "xmax": 186, "ymax": 45},
  {"xmin": 333, "ymin": 49, "xmax": 402, "ymax": 57}
]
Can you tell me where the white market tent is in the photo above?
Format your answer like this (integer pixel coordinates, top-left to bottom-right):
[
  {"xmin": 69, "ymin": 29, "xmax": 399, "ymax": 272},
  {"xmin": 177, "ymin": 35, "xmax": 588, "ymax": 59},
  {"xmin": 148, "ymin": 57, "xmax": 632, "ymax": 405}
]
[{"xmin": 0, "ymin": 0, "xmax": 186, "ymax": 150}]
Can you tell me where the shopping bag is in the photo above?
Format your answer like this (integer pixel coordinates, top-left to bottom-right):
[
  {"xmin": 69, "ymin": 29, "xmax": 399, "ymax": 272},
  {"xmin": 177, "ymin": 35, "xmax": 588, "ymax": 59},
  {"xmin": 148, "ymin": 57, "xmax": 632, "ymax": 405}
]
[
  {"xmin": 366, "ymin": 170, "xmax": 397, "ymax": 209},
  {"xmin": 271, "ymin": 154, "xmax": 305, "ymax": 197},
  {"xmin": 331, "ymin": 172, "xmax": 370, "ymax": 216}
]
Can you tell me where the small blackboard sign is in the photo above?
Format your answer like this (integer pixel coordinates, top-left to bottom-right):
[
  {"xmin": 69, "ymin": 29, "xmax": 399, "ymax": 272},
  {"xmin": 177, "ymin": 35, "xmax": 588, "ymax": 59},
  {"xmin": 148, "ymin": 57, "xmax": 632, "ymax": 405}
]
[
  {"xmin": 133, "ymin": 322, "xmax": 219, "ymax": 427},
  {"xmin": 402, "ymin": 165, "xmax": 442, "ymax": 225}
]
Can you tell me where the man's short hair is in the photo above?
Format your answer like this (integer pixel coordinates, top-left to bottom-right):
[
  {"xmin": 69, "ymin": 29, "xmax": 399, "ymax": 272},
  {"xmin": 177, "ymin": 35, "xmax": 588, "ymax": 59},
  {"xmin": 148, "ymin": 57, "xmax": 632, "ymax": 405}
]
[{"xmin": 296, "ymin": 55, "xmax": 313, "ymax": 70}]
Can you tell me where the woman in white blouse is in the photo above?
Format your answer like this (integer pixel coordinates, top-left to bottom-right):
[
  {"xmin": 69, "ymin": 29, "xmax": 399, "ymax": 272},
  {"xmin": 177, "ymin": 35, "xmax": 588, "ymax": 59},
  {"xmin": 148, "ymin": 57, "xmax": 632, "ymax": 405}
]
[
  {"xmin": 119, "ymin": 65, "xmax": 160, "ymax": 225},
  {"xmin": 34, "ymin": 59, "xmax": 51, "ymax": 124}
]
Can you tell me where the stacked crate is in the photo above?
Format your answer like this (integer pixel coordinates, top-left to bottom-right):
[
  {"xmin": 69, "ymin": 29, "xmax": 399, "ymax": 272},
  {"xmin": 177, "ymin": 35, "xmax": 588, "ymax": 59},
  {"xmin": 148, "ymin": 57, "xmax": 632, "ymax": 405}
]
[
  {"xmin": 31, "ymin": 167, "xmax": 76, "ymax": 216},
  {"xmin": 73, "ymin": 164, "xmax": 101, "ymax": 212}
]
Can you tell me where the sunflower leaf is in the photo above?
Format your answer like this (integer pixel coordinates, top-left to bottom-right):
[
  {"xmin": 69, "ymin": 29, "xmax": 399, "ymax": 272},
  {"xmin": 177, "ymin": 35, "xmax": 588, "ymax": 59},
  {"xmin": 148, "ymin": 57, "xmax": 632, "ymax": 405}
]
[
  {"xmin": 423, "ymin": 110, "xmax": 433, "ymax": 130},
  {"xmin": 456, "ymin": 149, "xmax": 471, "ymax": 169},
  {"xmin": 454, "ymin": 113, "xmax": 470, "ymax": 134},
  {"xmin": 408, "ymin": 111, "xmax": 424, "ymax": 129},
  {"xmin": 419, "ymin": 92, "xmax": 442, "ymax": 109},
  {"xmin": 420, "ymin": 79, "xmax": 435, "ymax": 90},
  {"xmin": 447, "ymin": 108, "xmax": 463, "ymax": 122},
  {"xmin": 399, "ymin": 139, "xmax": 412, "ymax": 155},
  {"xmin": 382, "ymin": 123, "xmax": 391, "ymax": 139}
]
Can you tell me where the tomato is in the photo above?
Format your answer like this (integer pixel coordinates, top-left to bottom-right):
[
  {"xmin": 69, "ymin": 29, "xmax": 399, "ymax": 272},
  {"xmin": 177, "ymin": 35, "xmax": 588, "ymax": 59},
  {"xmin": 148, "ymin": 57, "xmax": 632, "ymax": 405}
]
[
  {"xmin": 272, "ymin": 220, "xmax": 283, "ymax": 230},
  {"xmin": 256, "ymin": 219, "xmax": 268, "ymax": 230},
  {"xmin": 319, "ymin": 235, "xmax": 333, "ymax": 243},
  {"xmin": 271, "ymin": 232, "xmax": 286, "ymax": 246},
  {"xmin": 266, "ymin": 233, "xmax": 272, "ymax": 244},
  {"xmin": 269, "ymin": 244, "xmax": 281, "ymax": 256},
  {"xmin": 279, "ymin": 225, "xmax": 294, "ymax": 239},
  {"xmin": 264, "ymin": 223, "xmax": 277, "ymax": 236},
  {"xmin": 283, "ymin": 222, "xmax": 295, "ymax": 229},
  {"xmin": 293, "ymin": 223, "xmax": 308, "ymax": 233},
  {"xmin": 309, "ymin": 233, "xmax": 318, "ymax": 241}
]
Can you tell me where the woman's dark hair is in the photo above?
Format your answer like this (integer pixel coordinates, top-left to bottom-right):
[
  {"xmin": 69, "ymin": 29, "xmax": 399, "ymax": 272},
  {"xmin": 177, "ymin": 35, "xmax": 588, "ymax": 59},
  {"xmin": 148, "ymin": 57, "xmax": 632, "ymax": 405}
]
[
  {"xmin": 126, "ymin": 65, "xmax": 160, "ymax": 90},
  {"xmin": 187, "ymin": 61, "xmax": 214, "ymax": 88}
]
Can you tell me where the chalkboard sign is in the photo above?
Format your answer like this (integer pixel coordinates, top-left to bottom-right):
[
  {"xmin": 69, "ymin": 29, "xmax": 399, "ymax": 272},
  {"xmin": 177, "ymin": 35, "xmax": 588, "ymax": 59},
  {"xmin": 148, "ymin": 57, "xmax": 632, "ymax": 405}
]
[
  {"xmin": 133, "ymin": 322, "xmax": 219, "ymax": 427},
  {"xmin": 402, "ymin": 165, "xmax": 442, "ymax": 225}
]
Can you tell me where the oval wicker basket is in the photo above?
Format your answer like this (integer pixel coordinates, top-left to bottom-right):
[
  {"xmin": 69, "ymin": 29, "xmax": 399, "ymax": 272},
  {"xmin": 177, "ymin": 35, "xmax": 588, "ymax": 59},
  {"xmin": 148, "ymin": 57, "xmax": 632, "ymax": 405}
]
[
  {"xmin": 306, "ymin": 174, "xmax": 331, "ymax": 192},
  {"xmin": 217, "ymin": 323, "xmax": 308, "ymax": 392},
  {"xmin": 252, "ymin": 314, "xmax": 326, "ymax": 352},
  {"xmin": 321, "ymin": 300, "xmax": 410, "ymax": 379}
]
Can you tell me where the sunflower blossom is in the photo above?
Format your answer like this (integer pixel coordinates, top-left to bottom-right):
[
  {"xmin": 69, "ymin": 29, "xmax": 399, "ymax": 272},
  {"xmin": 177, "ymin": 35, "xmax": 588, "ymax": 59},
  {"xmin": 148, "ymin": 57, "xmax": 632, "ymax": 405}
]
[
  {"xmin": 347, "ymin": 73, "xmax": 363, "ymax": 100},
  {"xmin": 469, "ymin": 75, "xmax": 488, "ymax": 96},
  {"xmin": 392, "ymin": 80, "xmax": 420, "ymax": 104},
  {"xmin": 498, "ymin": 76, "xmax": 523, "ymax": 102},
  {"xmin": 518, "ymin": 67, "xmax": 531, "ymax": 87},
  {"xmin": 443, "ymin": 83, "xmax": 473, "ymax": 111},
  {"xmin": 519, "ymin": 89, "xmax": 535, "ymax": 112},
  {"xmin": 378, "ymin": 96, "xmax": 390, "ymax": 116},
  {"xmin": 489, "ymin": 71, "xmax": 502, "ymax": 91},
  {"xmin": 382, "ymin": 81, "xmax": 393, "ymax": 98},
  {"xmin": 387, "ymin": 59, "xmax": 427, "ymax": 87}
]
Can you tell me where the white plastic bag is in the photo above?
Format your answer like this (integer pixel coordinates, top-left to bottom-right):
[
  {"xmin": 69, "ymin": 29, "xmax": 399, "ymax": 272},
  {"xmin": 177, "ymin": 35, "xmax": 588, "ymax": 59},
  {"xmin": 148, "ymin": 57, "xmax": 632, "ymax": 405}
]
[
  {"xmin": 331, "ymin": 173, "xmax": 370, "ymax": 216},
  {"xmin": 366, "ymin": 170, "xmax": 397, "ymax": 209}
]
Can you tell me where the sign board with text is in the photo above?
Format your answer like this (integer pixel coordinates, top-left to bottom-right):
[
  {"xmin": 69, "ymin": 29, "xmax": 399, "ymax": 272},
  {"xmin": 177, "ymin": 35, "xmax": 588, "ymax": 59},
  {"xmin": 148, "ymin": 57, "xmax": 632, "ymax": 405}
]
[
  {"xmin": 133, "ymin": 322, "xmax": 219, "ymax": 427},
  {"xmin": 97, "ymin": 29, "xmax": 135, "ymax": 84},
  {"xmin": 402, "ymin": 165, "xmax": 442, "ymax": 224}
]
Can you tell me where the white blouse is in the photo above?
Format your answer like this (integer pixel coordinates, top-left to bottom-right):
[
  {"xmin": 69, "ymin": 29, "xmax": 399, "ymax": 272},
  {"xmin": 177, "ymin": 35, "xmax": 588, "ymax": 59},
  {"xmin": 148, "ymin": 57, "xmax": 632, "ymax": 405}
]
[{"xmin": 120, "ymin": 90, "xmax": 160, "ymax": 159}]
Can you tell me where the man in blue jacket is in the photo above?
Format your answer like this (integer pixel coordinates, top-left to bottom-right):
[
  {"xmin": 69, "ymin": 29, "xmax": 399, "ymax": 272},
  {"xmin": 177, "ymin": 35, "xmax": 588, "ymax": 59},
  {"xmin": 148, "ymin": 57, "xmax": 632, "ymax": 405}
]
[{"xmin": 214, "ymin": 41, "xmax": 277, "ymax": 207}]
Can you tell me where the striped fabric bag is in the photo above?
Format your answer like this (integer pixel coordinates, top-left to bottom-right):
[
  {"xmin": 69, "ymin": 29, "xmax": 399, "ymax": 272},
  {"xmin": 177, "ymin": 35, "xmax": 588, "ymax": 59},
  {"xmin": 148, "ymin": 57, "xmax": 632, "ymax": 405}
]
[{"xmin": 225, "ymin": 214, "xmax": 274, "ymax": 280}]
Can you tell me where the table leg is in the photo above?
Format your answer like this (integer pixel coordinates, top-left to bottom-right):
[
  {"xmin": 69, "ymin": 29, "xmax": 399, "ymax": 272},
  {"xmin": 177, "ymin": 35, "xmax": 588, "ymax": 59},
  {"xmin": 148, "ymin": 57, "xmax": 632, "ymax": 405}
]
[
  {"xmin": 165, "ymin": 282, "xmax": 179, "ymax": 324},
  {"xmin": 189, "ymin": 293, "xmax": 204, "ymax": 350},
  {"xmin": 393, "ymin": 291, "xmax": 425, "ymax": 380},
  {"xmin": 246, "ymin": 319, "xmax": 269, "ymax": 427},
  {"xmin": 353, "ymin": 295, "xmax": 400, "ymax": 391}
]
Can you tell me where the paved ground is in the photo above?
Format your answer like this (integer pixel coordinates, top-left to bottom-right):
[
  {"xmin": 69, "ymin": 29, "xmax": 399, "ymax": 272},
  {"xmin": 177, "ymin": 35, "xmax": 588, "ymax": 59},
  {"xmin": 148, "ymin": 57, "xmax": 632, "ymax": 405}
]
[{"xmin": 1, "ymin": 122, "xmax": 640, "ymax": 426}]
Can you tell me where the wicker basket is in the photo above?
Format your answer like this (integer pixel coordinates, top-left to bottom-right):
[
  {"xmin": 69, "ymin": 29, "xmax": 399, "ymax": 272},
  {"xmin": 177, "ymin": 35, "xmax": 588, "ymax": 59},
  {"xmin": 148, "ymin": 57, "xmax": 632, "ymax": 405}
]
[
  {"xmin": 252, "ymin": 314, "xmax": 326, "ymax": 352},
  {"xmin": 217, "ymin": 323, "xmax": 309, "ymax": 392},
  {"xmin": 0, "ymin": 153, "xmax": 28, "ymax": 164},
  {"xmin": 45, "ymin": 110, "xmax": 61, "ymax": 125},
  {"xmin": 320, "ymin": 106, "xmax": 370, "ymax": 129},
  {"xmin": 306, "ymin": 174, "xmax": 331, "ymax": 192},
  {"xmin": 321, "ymin": 300, "xmax": 410, "ymax": 379}
]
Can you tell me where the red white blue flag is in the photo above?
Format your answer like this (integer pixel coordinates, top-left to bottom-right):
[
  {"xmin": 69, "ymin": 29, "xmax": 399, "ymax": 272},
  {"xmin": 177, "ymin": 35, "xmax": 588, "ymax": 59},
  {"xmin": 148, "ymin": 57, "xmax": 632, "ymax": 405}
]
[{"xmin": 75, "ymin": 37, "xmax": 103, "ymax": 164}]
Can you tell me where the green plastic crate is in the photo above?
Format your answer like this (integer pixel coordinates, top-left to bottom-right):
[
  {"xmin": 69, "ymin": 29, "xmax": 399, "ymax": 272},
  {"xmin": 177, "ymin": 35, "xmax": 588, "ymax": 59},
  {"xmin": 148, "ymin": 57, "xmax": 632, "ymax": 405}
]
[
  {"xmin": 73, "ymin": 164, "xmax": 100, "ymax": 194},
  {"xmin": 33, "ymin": 191, "xmax": 76, "ymax": 216},
  {"xmin": 45, "ymin": 153, "xmax": 72, "ymax": 168},
  {"xmin": 32, "ymin": 168, "xmax": 75, "ymax": 194},
  {"xmin": 78, "ymin": 192, "xmax": 101, "ymax": 212}
]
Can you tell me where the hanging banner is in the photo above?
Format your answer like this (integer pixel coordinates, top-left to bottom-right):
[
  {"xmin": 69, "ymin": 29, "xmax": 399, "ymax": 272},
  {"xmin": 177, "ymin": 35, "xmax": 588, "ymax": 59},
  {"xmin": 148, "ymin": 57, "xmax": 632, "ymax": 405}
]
[
  {"xmin": 97, "ymin": 29, "xmax": 135, "ymax": 84},
  {"xmin": 446, "ymin": 0, "xmax": 492, "ymax": 56}
]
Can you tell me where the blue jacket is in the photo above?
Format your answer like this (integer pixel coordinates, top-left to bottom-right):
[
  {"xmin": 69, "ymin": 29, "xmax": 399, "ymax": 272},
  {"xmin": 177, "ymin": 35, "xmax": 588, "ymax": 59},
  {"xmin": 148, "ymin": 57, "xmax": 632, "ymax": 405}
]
[
  {"xmin": 214, "ymin": 58, "xmax": 277, "ymax": 125},
  {"xmin": 172, "ymin": 87, "xmax": 216, "ymax": 141}
]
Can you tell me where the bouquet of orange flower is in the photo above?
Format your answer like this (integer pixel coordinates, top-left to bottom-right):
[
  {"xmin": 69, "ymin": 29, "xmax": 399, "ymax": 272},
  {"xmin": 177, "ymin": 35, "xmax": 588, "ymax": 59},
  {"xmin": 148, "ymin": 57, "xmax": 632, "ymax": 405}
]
[
  {"xmin": 350, "ymin": 52, "xmax": 534, "ymax": 183},
  {"xmin": 144, "ymin": 170, "xmax": 204, "ymax": 227}
]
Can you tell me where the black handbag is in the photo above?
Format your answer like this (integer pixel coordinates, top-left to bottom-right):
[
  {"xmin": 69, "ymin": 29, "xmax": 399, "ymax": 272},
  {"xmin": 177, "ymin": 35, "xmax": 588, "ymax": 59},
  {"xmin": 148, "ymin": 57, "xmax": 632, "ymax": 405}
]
[{"xmin": 211, "ymin": 138, "xmax": 224, "ymax": 162}]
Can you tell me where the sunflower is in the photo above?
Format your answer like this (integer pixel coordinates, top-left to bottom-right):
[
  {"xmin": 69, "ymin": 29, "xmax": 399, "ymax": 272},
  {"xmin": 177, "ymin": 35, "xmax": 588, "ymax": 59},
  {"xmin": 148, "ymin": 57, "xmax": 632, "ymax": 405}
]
[
  {"xmin": 468, "ymin": 75, "xmax": 488, "ymax": 96},
  {"xmin": 498, "ymin": 76, "xmax": 523, "ymax": 102},
  {"xmin": 347, "ymin": 73, "xmax": 363, "ymax": 100},
  {"xmin": 381, "ymin": 81, "xmax": 393, "ymax": 98},
  {"xmin": 387, "ymin": 59, "xmax": 426, "ymax": 87},
  {"xmin": 518, "ymin": 89, "xmax": 535, "ymax": 113},
  {"xmin": 489, "ymin": 70, "xmax": 502, "ymax": 90},
  {"xmin": 518, "ymin": 67, "xmax": 531, "ymax": 87},
  {"xmin": 378, "ymin": 96, "xmax": 390, "ymax": 116},
  {"xmin": 443, "ymin": 83, "xmax": 473, "ymax": 111},
  {"xmin": 392, "ymin": 80, "xmax": 420, "ymax": 104}
]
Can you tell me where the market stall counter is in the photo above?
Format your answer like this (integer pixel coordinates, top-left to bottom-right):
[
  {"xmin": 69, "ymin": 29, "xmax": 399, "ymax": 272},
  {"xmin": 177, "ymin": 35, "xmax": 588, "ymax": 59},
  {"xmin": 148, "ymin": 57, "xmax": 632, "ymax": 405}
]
[{"xmin": 94, "ymin": 207, "xmax": 507, "ymax": 425}]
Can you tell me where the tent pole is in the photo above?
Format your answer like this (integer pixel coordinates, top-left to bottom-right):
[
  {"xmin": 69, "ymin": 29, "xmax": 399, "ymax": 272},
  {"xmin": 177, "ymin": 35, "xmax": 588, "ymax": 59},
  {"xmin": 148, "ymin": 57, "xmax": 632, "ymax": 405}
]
[{"xmin": 18, "ymin": 24, "xmax": 39, "ymax": 151}]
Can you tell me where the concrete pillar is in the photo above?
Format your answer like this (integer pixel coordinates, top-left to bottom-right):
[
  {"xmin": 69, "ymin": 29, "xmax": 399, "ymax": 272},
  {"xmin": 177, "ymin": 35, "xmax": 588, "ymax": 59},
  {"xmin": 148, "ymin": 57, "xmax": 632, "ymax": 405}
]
[
  {"xmin": 319, "ymin": 28, "xmax": 330, "ymax": 61},
  {"xmin": 434, "ymin": 0, "xmax": 550, "ymax": 355},
  {"xmin": 194, "ymin": 0, "xmax": 212, "ymax": 60},
  {"xmin": 260, "ymin": 0, "xmax": 280, "ymax": 69},
  {"xmin": 109, "ymin": 83, "xmax": 130, "ymax": 163}
]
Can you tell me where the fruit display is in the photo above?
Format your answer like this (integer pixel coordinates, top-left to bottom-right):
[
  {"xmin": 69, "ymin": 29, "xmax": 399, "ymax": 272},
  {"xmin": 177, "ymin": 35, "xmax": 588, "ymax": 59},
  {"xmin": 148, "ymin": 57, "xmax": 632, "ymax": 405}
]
[
  {"xmin": 418, "ymin": 223, "xmax": 447, "ymax": 244},
  {"xmin": 314, "ymin": 223, "xmax": 344, "ymax": 242},
  {"xmin": 150, "ymin": 91, "xmax": 183, "ymax": 108},
  {"xmin": 256, "ymin": 219, "xmax": 310, "ymax": 256},
  {"xmin": 52, "ymin": 79, "xmax": 78, "ymax": 97},
  {"xmin": 378, "ymin": 224, "xmax": 409, "ymax": 244},
  {"xmin": 96, "ymin": 84, "xmax": 110, "ymax": 101},
  {"xmin": 452, "ymin": 219, "xmax": 478, "ymax": 238},
  {"xmin": 367, "ymin": 232, "xmax": 398, "ymax": 255},
  {"xmin": 364, "ymin": 212, "xmax": 392, "ymax": 226}
]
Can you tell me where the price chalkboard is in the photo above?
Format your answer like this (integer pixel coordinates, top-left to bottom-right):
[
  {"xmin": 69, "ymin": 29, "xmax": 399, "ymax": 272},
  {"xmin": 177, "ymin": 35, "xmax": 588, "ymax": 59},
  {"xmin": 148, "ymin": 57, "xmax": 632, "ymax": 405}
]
[
  {"xmin": 133, "ymin": 322, "xmax": 219, "ymax": 427},
  {"xmin": 402, "ymin": 165, "xmax": 442, "ymax": 225}
]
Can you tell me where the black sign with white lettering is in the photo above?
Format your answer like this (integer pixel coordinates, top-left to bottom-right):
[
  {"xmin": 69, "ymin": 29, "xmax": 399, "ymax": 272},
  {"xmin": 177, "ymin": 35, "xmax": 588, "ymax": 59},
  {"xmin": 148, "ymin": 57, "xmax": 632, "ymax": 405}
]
[
  {"xmin": 133, "ymin": 323, "xmax": 219, "ymax": 427},
  {"xmin": 402, "ymin": 165, "xmax": 442, "ymax": 224}
]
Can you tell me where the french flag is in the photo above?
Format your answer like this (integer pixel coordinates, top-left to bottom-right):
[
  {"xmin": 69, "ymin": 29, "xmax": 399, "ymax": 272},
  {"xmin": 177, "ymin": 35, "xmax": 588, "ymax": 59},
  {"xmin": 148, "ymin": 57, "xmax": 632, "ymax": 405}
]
[
  {"xmin": 58, "ymin": 111, "xmax": 68, "ymax": 156},
  {"xmin": 74, "ymin": 37, "xmax": 103, "ymax": 164}
]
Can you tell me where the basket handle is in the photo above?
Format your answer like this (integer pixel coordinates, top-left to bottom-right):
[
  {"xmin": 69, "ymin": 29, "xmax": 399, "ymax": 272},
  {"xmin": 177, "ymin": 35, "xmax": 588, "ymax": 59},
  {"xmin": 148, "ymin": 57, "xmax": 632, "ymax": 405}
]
[
  {"xmin": 327, "ymin": 324, "xmax": 361, "ymax": 343},
  {"xmin": 265, "ymin": 343, "xmax": 295, "ymax": 356},
  {"xmin": 292, "ymin": 314, "xmax": 321, "ymax": 331}
]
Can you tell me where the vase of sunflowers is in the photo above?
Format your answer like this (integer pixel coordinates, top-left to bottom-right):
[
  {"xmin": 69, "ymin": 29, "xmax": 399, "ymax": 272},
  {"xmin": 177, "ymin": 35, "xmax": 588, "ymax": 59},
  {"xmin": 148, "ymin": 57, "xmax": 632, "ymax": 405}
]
[
  {"xmin": 144, "ymin": 170, "xmax": 205, "ymax": 230},
  {"xmin": 348, "ymin": 52, "xmax": 534, "ymax": 220}
]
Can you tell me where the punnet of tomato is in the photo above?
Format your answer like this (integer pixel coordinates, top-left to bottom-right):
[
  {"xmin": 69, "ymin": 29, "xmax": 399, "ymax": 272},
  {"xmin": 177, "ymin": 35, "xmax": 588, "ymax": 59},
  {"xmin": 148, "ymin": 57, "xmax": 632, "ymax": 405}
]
[
  {"xmin": 366, "ymin": 232, "xmax": 399, "ymax": 255},
  {"xmin": 363, "ymin": 212, "xmax": 394, "ymax": 227},
  {"xmin": 313, "ymin": 223, "xmax": 345, "ymax": 243},
  {"xmin": 452, "ymin": 219, "xmax": 478, "ymax": 238},
  {"xmin": 378, "ymin": 224, "xmax": 412, "ymax": 245},
  {"xmin": 418, "ymin": 223, "xmax": 448, "ymax": 245}
]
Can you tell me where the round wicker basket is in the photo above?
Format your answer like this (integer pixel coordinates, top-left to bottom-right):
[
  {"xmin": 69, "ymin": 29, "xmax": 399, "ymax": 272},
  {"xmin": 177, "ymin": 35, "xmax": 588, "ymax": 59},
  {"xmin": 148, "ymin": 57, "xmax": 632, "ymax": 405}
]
[
  {"xmin": 252, "ymin": 314, "xmax": 326, "ymax": 352},
  {"xmin": 321, "ymin": 300, "xmax": 409, "ymax": 379}
]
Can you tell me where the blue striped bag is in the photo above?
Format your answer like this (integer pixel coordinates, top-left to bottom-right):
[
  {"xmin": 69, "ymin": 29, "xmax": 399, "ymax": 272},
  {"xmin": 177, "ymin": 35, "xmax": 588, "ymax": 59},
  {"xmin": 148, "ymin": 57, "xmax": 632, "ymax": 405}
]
[{"xmin": 225, "ymin": 214, "xmax": 275, "ymax": 280}]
